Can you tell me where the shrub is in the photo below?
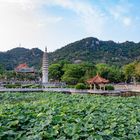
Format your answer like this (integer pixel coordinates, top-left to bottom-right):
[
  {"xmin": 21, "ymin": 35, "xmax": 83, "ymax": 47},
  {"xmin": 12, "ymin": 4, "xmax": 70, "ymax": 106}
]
[
  {"xmin": 5, "ymin": 84, "xmax": 21, "ymax": 88},
  {"xmin": 105, "ymin": 85, "xmax": 115, "ymax": 90},
  {"xmin": 31, "ymin": 85, "xmax": 42, "ymax": 88},
  {"xmin": 21, "ymin": 84, "xmax": 33, "ymax": 88},
  {"xmin": 66, "ymin": 85, "xmax": 75, "ymax": 88},
  {"xmin": 75, "ymin": 83, "xmax": 87, "ymax": 89}
]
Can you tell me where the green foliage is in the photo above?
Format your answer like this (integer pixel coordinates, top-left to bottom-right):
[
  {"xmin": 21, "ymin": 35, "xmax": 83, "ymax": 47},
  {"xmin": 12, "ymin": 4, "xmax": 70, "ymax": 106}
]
[
  {"xmin": 4, "ymin": 84, "xmax": 42, "ymax": 88},
  {"xmin": 75, "ymin": 83, "xmax": 87, "ymax": 89},
  {"xmin": 123, "ymin": 61, "xmax": 140, "ymax": 82},
  {"xmin": 107, "ymin": 66, "xmax": 124, "ymax": 83},
  {"xmin": 3, "ymin": 71, "xmax": 39, "ymax": 81},
  {"xmin": 81, "ymin": 62, "xmax": 97, "ymax": 80},
  {"xmin": 123, "ymin": 62, "xmax": 136, "ymax": 81},
  {"xmin": 21, "ymin": 84, "xmax": 34, "ymax": 88},
  {"xmin": 1, "ymin": 92, "xmax": 140, "ymax": 139},
  {"xmin": 96, "ymin": 63, "xmax": 124, "ymax": 83},
  {"xmin": 1, "ymin": 37, "xmax": 140, "ymax": 71},
  {"xmin": 30, "ymin": 84, "xmax": 42, "ymax": 88},
  {"xmin": 0, "ymin": 43, "xmax": 139, "ymax": 84},
  {"xmin": 49, "ymin": 62, "xmax": 125, "ymax": 84},
  {"xmin": 0, "ymin": 64, "xmax": 5, "ymax": 74},
  {"xmin": 0, "ymin": 60, "xmax": 137, "ymax": 84},
  {"xmin": 49, "ymin": 37, "xmax": 140, "ymax": 66},
  {"xmin": 0, "ymin": 47, "xmax": 43, "ymax": 70},
  {"xmin": 62, "ymin": 64, "xmax": 85, "ymax": 85},
  {"xmin": 105, "ymin": 85, "xmax": 115, "ymax": 90},
  {"xmin": 4, "ymin": 84, "xmax": 21, "ymax": 88},
  {"xmin": 49, "ymin": 63, "xmax": 64, "ymax": 81},
  {"xmin": 96, "ymin": 63, "xmax": 110, "ymax": 77},
  {"xmin": 5, "ymin": 71, "xmax": 16, "ymax": 80},
  {"xmin": 135, "ymin": 63, "xmax": 140, "ymax": 77}
]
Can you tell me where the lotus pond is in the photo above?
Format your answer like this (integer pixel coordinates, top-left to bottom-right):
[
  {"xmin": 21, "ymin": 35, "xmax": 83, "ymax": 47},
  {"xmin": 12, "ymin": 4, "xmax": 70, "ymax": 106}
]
[{"xmin": 0, "ymin": 92, "xmax": 140, "ymax": 140}]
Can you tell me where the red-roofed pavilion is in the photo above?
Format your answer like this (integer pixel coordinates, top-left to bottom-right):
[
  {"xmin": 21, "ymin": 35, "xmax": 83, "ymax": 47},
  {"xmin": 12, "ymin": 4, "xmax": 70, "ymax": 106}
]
[{"xmin": 87, "ymin": 74, "xmax": 109, "ymax": 90}]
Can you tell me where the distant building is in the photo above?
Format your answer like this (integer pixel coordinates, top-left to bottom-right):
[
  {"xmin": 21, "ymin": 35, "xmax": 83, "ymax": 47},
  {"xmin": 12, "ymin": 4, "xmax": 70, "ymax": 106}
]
[{"xmin": 15, "ymin": 63, "xmax": 35, "ymax": 73}]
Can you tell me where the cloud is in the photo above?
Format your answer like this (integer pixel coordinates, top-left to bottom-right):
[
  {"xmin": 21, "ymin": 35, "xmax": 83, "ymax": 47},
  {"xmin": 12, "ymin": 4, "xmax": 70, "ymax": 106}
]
[
  {"xmin": 0, "ymin": 0, "xmax": 108, "ymax": 51},
  {"xmin": 0, "ymin": 1, "xmax": 41, "ymax": 50},
  {"xmin": 122, "ymin": 17, "xmax": 132, "ymax": 27},
  {"xmin": 0, "ymin": 0, "xmax": 139, "ymax": 52},
  {"xmin": 109, "ymin": 0, "xmax": 133, "ymax": 27},
  {"xmin": 17, "ymin": 0, "xmax": 107, "ymax": 35},
  {"xmin": 0, "ymin": 0, "xmax": 64, "ymax": 51},
  {"xmin": 44, "ymin": 0, "xmax": 107, "ymax": 36}
]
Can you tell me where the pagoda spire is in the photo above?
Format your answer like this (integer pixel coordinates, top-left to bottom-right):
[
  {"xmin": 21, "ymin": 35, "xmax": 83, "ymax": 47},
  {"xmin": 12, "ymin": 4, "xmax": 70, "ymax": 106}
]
[
  {"xmin": 42, "ymin": 46, "xmax": 49, "ymax": 84},
  {"xmin": 45, "ymin": 46, "xmax": 47, "ymax": 52}
]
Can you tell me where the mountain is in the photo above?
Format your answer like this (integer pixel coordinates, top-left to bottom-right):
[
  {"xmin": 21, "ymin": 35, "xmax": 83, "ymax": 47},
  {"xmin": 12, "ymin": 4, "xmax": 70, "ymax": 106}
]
[
  {"xmin": 1, "ymin": 37, "xmax": 140, "ymax": 70},
  {"xmin": 49, "ymin": 37, "xmax": 140, "ymax": 66},
  {"xmin": 0, "ymin": 47, "xmax": 43, "ymax": 70}
]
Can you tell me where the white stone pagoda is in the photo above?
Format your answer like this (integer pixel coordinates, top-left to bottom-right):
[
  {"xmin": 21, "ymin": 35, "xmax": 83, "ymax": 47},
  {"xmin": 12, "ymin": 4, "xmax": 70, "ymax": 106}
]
[{"xmin": 42, "ymin": 47, "xmax": 48, "ymax": 84}]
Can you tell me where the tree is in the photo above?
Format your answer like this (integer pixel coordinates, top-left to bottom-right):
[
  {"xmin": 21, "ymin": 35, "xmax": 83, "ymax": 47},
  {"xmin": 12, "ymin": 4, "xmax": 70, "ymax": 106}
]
[
  {"xmin": 96, "ymin": 63, "xmax": 110, "ymax": 78},
  {"xmin": 49, "ymin": 63, "xmax": 64, "ymax": 81},
  {"xmin": 0, "ymin": 64, "xmax": 5, "ymax": 75},
  {"xmin": 107, "ymin": 66, "xmax": 124, "ymax": 83},
  {"xmin": 62, "ymin": 64, "xmax": 85, "ymax": 85},
  {"xmin": 96, "ymin": 63, "xmax": 124, "ymax": 83},
  {"xmin": 5, "ymin": 71, "xmax": 16, "ymax": 80},
  {"xmin": 135, "ymin": 62, "xmax": 140, "ymax": 78},
  {"xmin": 81, "ymin": 62, "xmax": 96, "ymax": 80},
  {"xmin": 133, "ymin": 62, "xmax": 140, "ymax": 82},
  {"xmin": 123, "ymin": 61, "xmax": 137, "ymax": 83}
]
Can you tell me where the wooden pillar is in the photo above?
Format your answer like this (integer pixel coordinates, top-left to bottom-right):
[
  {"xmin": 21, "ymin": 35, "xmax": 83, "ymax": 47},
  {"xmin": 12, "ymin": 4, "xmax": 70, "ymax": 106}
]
[
  {"xmin": 90, "ymin": 84, "xmax": 92, "ymax": 90},
  {"xmin": 94, "ymin": 84, "xmax": 96, "ymax": 91},
  {"xmin": 104, "ymin": 84, "xmax": 105, "ymax": 91},
  {"xmin": 99, "ymin": 84, "xmax": 101, "ymax": 90}
]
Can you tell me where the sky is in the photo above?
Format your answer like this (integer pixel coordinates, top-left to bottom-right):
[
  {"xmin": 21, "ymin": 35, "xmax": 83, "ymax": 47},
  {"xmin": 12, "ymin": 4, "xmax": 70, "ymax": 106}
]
[{"xmin": 0, "ymin": 0, "xmax": 140, "ymax": 52}]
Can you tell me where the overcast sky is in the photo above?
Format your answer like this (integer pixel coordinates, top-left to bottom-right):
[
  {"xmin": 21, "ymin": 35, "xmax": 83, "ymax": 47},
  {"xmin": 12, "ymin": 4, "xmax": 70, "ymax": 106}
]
[{"xmin": 0, "ymin": 0, "xmax": 140, "ymax": 52}]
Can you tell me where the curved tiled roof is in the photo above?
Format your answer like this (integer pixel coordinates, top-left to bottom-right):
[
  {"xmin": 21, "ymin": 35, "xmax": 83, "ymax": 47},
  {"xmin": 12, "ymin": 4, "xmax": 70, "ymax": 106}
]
[
  {"xmin": 15, "ymin": 63, "xmax": 35, "ymax": 73},
  {"xmin": 87, "ymin": 74, "xmax": 109, "ymax": 84},
  {"xmin": 16, "ymin": 63, "xmax": 29, "ymax": 69}
]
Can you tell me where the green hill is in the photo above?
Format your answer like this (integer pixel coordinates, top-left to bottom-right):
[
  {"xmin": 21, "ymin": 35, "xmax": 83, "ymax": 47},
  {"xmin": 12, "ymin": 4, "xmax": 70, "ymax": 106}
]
[
  {"xmin": 49, "ymin": 37, "xmax": 140, "ymax": 66},
  {"xmin": 0, "ymin": 47, "xmax": 43, "ymax": 70},
  {"xmin": 1, "ymin": 37, "xmax": 140, "ymax": 70}
]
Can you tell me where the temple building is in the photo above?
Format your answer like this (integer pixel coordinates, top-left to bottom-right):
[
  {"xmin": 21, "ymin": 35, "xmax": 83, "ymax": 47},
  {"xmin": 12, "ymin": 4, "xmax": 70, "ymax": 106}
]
[
  {"xmin": 42, "ymin": 47, "xmax": 49, "ymax": 84},
  {"xmin": 15, "ymin": 63, "xmax": 35, "ymax": 73}
]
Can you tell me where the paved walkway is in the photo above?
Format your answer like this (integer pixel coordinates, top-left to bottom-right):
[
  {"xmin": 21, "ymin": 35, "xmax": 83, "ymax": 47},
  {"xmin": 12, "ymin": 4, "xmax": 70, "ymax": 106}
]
[{"xmin": 0, "ymin": 88, "xmax": 131, "ymax": 94}]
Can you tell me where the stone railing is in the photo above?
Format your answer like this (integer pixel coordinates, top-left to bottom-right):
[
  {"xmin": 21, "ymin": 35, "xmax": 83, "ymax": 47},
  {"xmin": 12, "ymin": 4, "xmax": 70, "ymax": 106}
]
[{"xmin": 114, "ymin": 84, "xmax": 140, "ymax": 91}]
